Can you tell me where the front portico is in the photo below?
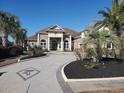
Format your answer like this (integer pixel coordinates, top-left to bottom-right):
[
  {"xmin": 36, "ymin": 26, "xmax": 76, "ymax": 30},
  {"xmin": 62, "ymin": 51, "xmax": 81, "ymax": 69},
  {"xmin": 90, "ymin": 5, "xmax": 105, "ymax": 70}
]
[
  {"xmin": 28, "ymin": 24, "xmax": 78, "ymax": 51},
  {"xmin": 48, "ymin": 38, "xmax": 63, "ymax": 51},
  {"xmin": 47, "ymin": 28, "xmax": 64, "ymax": 51},
  {"xmin": 47, "ymin": 36, "xmax": 71, "ymax": 51}
]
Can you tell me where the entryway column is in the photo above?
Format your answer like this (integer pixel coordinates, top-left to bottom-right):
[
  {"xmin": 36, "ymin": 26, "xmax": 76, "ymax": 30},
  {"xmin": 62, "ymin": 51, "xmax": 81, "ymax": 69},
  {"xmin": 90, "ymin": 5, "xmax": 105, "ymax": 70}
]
[
  {"xmin": 69, "ymin": 35, "xmax": 72, "ymax": 51},
  {"xmin": 37, "ymin": 33, "xmax": 40, "ymax": 46},
  {"xmin": 61, "ymin": 37, "xmax": 64, "ymax": 51},
  {"xmin": 48, "ymin": 37, "xmax": 50, "ymax": 51}
]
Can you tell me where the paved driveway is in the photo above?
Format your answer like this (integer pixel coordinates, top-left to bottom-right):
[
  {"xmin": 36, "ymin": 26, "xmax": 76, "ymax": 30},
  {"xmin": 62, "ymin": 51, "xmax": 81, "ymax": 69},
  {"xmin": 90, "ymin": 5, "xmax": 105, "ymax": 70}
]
[{"xmin": 0, "ymin": 52, "xmax": 76, "ymax": 93}]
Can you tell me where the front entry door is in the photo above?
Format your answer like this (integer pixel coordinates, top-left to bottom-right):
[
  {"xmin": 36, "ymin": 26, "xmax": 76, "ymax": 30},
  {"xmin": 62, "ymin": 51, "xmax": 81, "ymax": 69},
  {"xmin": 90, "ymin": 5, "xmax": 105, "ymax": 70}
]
[{"xmin": 51, "ymin": 39, "xmax": 57, "ymax": 50}]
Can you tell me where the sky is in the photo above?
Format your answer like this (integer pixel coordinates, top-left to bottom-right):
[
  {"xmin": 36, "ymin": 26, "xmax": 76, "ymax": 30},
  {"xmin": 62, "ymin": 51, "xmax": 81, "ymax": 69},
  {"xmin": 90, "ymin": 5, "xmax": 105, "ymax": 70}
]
[{"xmin": 0, "ymin": 0, "xmax": 112, "ymax": 36}]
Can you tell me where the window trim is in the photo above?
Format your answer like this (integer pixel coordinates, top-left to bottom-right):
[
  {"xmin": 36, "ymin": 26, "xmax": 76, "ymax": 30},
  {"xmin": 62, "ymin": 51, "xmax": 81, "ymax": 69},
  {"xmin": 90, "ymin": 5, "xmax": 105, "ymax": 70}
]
[
  {"xmin": 105, "ymin": 41, "xmax": 112, "ymax": 49},
  {"xmin": 64, "ymin": 40, "xmax": 69, "ymax": 49},
  {"xmin": 40, "ymin": 39, "xmax": 46, "ymax": 49}
]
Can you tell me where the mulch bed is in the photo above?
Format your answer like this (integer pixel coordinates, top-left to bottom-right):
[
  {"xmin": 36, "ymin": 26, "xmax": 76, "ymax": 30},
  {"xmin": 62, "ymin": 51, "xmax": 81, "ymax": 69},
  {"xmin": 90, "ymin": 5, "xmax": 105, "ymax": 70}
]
[
  {"xmin": 79, "ymin": 88, "xmax": 124, "ymax": 93},
  {"xmin": 20, "ymin": 53, "xmax": 46, "ymax": 60},
  {"xmin": 0, "ymin": 53, "xmax": 47, "ymax": 67},
  {"xmin": 64, "ymin": 58, "xmax": 124, "ymax": 79}
]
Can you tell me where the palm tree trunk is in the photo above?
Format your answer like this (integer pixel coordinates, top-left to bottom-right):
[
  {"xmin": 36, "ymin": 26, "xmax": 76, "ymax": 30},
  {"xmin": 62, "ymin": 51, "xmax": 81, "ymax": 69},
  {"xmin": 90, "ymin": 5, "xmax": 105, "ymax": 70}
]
[
  {"xmin": 97, "ymin": 40, "xmax": 102, "ymax": 62},
  {"xmin": 1, "ymin": 32, "xmax": 7, "ymax": 47},
  {"xmin": 111, "ymin": 42, "xmax": 117, "ymax": 59},
  {"xmin": 13, "ymin": 37, "xmax": 17, "ymax": 46},
  {"xmin": 1, "ymin": 36, "xmax": 7, "ymax": 47}
]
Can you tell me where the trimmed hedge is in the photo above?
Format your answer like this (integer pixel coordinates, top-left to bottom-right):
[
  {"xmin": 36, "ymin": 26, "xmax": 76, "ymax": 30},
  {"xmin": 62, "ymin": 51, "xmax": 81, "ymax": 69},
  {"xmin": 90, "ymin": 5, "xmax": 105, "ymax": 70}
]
[
  {"xmin": 9, "ymin": 46, "xmax": 23, "ymax": 56},
  {"xmin": 0, "ymin": 46, "xmax": 23, "ymax": 59},
  {"xmin": 0, "ymin": 47, "xmax": 9, "ymax": 59}
]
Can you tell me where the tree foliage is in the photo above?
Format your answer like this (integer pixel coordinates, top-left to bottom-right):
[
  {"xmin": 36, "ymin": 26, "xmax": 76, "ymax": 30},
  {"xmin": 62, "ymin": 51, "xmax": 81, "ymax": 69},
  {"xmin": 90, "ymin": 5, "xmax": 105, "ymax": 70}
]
[
  {"xmin": 0, "ymin": 11, "xmax": 27, "ymax": 46},
  {"xmin": 82, "ymin": 28, "xmax": 119, "ymax": 62},
  {"xmin": 96, "ymin": 0, "xmax": 124, "ymax": 36}
]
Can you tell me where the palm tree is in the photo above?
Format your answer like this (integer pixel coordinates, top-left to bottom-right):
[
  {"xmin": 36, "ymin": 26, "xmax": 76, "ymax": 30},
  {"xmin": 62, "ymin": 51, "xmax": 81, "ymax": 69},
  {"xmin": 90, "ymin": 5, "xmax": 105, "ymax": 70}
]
[
  {"xmin": 0, "ymin": 11, "xmax": 11, "ymax": 46},
  {"xmin": 9, "ymin": 15, "xmax": 27, "ymax": 46},
  {"xmin": 83, "ymin": 28, "xmax": 119, "ymax": 62},
  {"xmin": 96, "ymin": 0, "xmax": 124, "ymax": 36},
  {"xmin": 83, "ymin": 29, "xmax": 104, "ymax": 62},
  {"xmin": 103, "ymin": 31, "xmax": 119, "ymax": 58},
  {"xmin": 0, "ymin": 11, "xmax": 27, "ymax": 47},
  {"xmin": 18, "ymin": 28, "xmax": 27, "ymax": 46},
  {"xmin": 10, "ymin": 16, "xmax": 21, "ymax": 46}
]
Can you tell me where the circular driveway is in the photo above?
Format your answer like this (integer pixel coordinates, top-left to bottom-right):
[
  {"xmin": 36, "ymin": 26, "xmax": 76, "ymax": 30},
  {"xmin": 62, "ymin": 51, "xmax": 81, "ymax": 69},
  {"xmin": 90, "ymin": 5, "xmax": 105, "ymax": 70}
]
[{"xmin": 0, "ymin": 52, "xmax": 76, "ymax": 93}]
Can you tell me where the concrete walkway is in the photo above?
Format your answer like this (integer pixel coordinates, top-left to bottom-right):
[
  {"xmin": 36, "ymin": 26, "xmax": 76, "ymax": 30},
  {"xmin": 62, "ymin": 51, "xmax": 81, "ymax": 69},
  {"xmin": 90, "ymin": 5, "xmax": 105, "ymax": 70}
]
[
  {"xmin": 0, "ymin": 52, "xmax": 76, "ymax": 93},
  {"xmin": 68, "ymin": 79, "xmax": 124, "ymax": 93}
]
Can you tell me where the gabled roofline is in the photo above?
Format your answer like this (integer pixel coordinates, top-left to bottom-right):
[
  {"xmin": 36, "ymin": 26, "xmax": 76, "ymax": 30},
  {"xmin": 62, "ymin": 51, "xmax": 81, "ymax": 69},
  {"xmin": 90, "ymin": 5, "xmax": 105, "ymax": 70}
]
[
  {"xmin": 27, "ymin": 24, "xmax": 80, "ymax": 40},
  {"xmin": 48, "ymin": 24, "xmax": 64, "ymax": 31}
]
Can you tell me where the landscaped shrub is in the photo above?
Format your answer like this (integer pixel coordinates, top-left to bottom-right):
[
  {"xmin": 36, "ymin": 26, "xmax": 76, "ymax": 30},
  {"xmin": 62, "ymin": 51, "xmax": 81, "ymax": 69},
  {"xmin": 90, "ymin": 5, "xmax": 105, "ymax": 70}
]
[
  {"xmin": 84, "ymin": 63, "xmax": 99, "ymax": 69},
  {"xmin": 0, "ymin": 47, "xmax": 10, "ymax": 59},
  {"xmin": 9, "ymin": 46, "xmax": 23, "ymax": 57},
  {"xmin": 34, "ymin": 45, "xmax": 42, "ymax": 50},
  {"xmin": 85, "ymin": 48, "xmax": 97, "ymax": 59},
  {"xmin": 27, "ymin": 50, "xmax": 34, "ymax": 56},
  {"xmin": 103, "ymin": 48, "xmax": 115, "ymax": 58},
  {"xmin": 115, "ymin": 48, "xmax": 120, "ymax": 58},
  {"xmin": 74, "ymin": 48, "xmax": 86, "ymax": 60},
  {"xmin": 0, "ymin": 46, "xmax": 23, "ymax": 59},
  {"xmin": 74, "ymin": 48, "xmax": 82, "ymax": 60},
  {"xmin": 120, "ymin": 48, "xmax": 124, "ymax": 59},
  {"xmin": 27, "ymin": 45, "xmax": 43, "ymax": 56},
  {"xmin": 43, "ymin": 49, "xmax": 48, "ymax": 52}
]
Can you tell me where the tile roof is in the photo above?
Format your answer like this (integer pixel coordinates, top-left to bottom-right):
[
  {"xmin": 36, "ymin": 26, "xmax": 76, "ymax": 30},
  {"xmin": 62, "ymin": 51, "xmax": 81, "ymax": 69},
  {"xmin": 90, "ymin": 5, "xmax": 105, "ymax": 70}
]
[
  {"xmin": 27, "ymin": 35, "xmax": 37, "ymax": 41},
  {"xmin": 63, "ymin": 28, "xmax": 80, "ymax": 37}
]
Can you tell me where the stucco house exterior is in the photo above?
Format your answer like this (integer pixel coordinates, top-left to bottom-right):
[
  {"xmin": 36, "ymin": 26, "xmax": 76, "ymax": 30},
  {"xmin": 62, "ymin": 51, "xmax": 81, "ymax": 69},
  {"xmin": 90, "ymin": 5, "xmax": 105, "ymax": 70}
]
[
  {"xmin": 74, "ymin": 24, "xmax": 115, "ymax": 50},
  {"xmin": 74, "ymin": 29, "xmax": 90, "ymax": 49},
  {"xmin": 27, "ymin": 24, "xmax": 80, "ymax": 51},
  {"xmin": 27, "ymin": 24, "xmax": 115, "ymax": 51}
]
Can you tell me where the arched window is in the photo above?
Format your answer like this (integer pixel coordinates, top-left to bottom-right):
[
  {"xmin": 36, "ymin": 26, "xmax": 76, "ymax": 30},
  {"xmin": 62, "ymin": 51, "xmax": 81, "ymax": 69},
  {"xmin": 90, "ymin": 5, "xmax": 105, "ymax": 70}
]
[
  {"xmin": 41, "ymin": 39, "xmax": 46, "ymax": 48},
  {"xmin": 64, "ymin": 40, "xmax": 69, "ymax": 49}
]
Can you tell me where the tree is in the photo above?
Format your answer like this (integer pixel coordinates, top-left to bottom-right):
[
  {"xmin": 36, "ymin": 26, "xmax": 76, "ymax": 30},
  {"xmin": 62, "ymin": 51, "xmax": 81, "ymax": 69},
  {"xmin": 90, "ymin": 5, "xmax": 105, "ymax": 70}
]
[
  {"xmin": 84, "ymin": 30, "xmax": 105, "ymax": 62},
  {"xmin": 18, "ymin": 28, "xmax": 27, "ymax": 46},
  {"xmin": 83, "ymin": 28, "xmax": 119, "ymax": 62},
  {"xmin": 9, "ymin": 15, "xmax": 27, "ymax": 46},
  {"xmin": 96, "ymin": 0, "xmax": 124, "ymax": 36},
  {"xmin": 0, "ymin": 11, "xmax": 11, "ymax": 46},
  {"xmin": 9, "ymin": 16, "xmax": 20, "ymax": 46},
  {"xmin": 0, "ymin": 11, "xmax": 27, "ymax": 47}
]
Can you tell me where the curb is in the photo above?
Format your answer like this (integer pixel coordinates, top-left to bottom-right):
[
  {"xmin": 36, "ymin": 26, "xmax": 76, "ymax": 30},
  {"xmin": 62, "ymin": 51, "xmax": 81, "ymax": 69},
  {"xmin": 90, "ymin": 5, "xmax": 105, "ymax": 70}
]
[
  {"xmin": 61, "ymin": 61, "xmax": 124, "ymax": 82},
  {"xmin": 56, "ymin": 64, "xmax": 74, "ymax": 93},
  {"xmin": 61, "ymin": 62, "xmax": 70, "ymax": 82}
]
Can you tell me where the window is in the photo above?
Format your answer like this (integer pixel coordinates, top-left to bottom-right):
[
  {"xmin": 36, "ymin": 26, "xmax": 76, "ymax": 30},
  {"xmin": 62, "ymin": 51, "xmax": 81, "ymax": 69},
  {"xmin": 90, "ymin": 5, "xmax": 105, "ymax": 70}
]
[
  {"xmin": 32, "ymin": 42, "xmax": 34, "ymax": 45},
  {"xmin": 106, "ymin": 41, "xmax": 112, "ymax": 49},
  {"xmin": 80, "ymin": 44, "xmax": 83, "ymax": 48},
  {"xmin": 64, "ymin": 40, "xmax": 69, "ymax": 49},
  {"xmin": 41, "ymin": 39, "xmax": 46, "ymax": 48}
]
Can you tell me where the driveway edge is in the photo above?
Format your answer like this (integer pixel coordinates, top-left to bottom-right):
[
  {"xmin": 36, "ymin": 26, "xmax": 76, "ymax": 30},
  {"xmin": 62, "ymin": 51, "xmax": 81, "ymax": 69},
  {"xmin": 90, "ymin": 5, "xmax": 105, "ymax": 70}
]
[{"xmin": 56, "ymin": 64, "xmax": 74, "ymax": 93}]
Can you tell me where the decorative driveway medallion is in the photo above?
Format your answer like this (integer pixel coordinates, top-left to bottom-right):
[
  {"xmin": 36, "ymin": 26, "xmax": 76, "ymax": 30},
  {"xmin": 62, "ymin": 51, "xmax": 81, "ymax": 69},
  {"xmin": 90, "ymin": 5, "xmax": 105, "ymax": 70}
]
[{"xmin": 17, "ymin": 67, "xmax": 40, "ymax": 80}]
